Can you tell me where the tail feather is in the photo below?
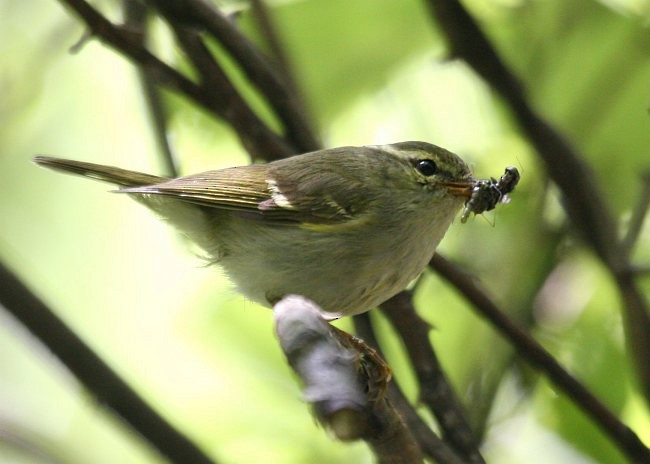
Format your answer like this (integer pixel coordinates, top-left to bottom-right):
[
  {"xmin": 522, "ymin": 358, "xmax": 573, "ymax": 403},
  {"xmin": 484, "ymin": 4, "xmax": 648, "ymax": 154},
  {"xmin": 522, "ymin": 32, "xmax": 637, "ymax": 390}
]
[{"xmin": 33, "ymin": 156, "xmax": 168, "ymax": 187}]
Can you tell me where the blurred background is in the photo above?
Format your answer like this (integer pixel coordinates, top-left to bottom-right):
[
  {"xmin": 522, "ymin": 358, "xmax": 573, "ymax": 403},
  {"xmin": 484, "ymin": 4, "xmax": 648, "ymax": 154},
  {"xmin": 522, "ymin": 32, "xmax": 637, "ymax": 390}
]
[{"xmin": 1, "ymin": 0, "xmax": 650, "ymax": 462}]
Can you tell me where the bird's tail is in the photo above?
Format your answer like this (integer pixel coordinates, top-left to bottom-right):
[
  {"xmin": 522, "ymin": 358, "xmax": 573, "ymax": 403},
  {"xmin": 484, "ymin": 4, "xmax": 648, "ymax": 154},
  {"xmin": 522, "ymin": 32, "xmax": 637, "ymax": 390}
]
[{"xmin": 33, "ymin": 156, "xmax": 168, "ymax": 187}]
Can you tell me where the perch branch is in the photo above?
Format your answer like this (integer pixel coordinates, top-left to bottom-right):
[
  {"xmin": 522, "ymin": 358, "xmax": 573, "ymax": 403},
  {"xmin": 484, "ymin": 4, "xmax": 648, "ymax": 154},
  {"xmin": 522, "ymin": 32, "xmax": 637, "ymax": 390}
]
[{"xmin": 274, "ymin": 295, "xmax": 423, "ymax": 464}]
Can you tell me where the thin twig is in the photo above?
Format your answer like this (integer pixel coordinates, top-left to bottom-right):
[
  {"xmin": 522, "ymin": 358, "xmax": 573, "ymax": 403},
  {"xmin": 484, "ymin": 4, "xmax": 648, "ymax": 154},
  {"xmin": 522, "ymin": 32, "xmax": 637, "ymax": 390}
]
[
  {"xmin": 123, "ymin": 0, "xmax": 179, "ymax": 177},
  {"xmin": 0, "ymin": 260, "xmax": 217, "ymax": 464},
  {"xmin": 169, "ymin": 23, "xmax": 294, "ymax": 160},
  {"xmin": 58, "ymin": 0, "xmax": 294, "ymax": 161},
  {"xmin": 0, "ymin": 420, "xmax": 64, "ymax": 464},
  {"xmin": 59, "ymin": 0, "xmax": 203, "ymax": 104},
  {"xmin": 249, "ymin": 0, "xmax": 299, "ymax": 97},
  {"xmin": 140, "ymin": 70, "xmax": 180, "ymax": 176},
  {"xmin": 430, "ymin": 254, "xmax": 650, "ymax": 462},
  {"xmin": 630, "ymin": 264, "xmax": 650, "ymax": 277},
  {"xmin": 381, "ymin": 292, "xmax": 485, "ymax": 464},
  {"xmin": 249, "ymin": 0, "xmax": 316, "ymax": 147},
  {"xmin": 353, "ymin": 313, "xmax": 467, "ymax": 464},
  {"xmin": 424, "ymin": 0, "xmax": 650, "ymax": 410},
  {"xmin": 466, "ymin": 228, "xmax": 566, "ymax": 440},
  {"xmin": 145, "ymin": 0, "xmax": 321, "ymax": 153},
  {"xmin": 622, "ymin": 171, "xmax": 650, "ymax": 258}
]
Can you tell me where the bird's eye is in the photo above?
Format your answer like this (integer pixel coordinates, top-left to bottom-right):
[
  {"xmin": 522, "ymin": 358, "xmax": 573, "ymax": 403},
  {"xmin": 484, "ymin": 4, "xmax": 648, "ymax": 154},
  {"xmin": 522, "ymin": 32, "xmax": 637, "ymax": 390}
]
[{"xmin": 415, "ymin": 159, "xmax": 437, "ymax": 176}]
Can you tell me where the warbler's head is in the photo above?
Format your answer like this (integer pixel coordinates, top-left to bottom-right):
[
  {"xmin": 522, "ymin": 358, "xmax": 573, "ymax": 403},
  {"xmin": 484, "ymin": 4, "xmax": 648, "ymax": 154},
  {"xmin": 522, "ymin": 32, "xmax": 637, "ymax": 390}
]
[{"xmin": 372, "ymin": 141, "xmax": 473, "ymax": 200}]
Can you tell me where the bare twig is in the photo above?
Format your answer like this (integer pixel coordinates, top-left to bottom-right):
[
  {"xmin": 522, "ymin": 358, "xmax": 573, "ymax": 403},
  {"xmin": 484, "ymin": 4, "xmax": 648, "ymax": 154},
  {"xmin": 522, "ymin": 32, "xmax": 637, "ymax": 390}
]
[
  {"xmin": 430, "ymin": 254, "xmax": 650, "ymax": 462},
  {"xmin": 0, "ymin": 420, "xmax": 64, "ymax": 464},
  {"xmin": 140, "ymin": 71, "xmax": 180, "ymax": 176},
  {"xmin": 381, "ymin": 292, "xmax": 485, "ymax": 464},
  {"xmin": 630, "ymin": 264, "xmax": 650, "ymax": 276},
  {"xmin": 249, "ymin": 0, "xmax": 316, "ymax": 145},
  {"xmin": 622, "ymin": 171, "xmax": 650, "ymax": 258},
  {"xmin": 58, "ymin": 0, "xmax": 294, "ymax": 160},
  {"xmin": 451, "ymin": 227, "xmax": 564, "ymax": 440},
  {"xmin": 424, "ymin": 0, "xmax": 650, "ymax": 409},
  {"xmin": 123, "ymin": 0, "xmax": 179, "ymax": 177},
  {"xmin": 145, "ymin": 0, "xmax": 321, "ymax": 153},
  {"xmin": 249, "ymin": 0, "xmax": 299, "ymax": 95},
  {"xmin": 169, "ymin": 24, "xmax": 294, "ymax": 160},
  {"xmin": 0, "ymin": 260, "xmax": 217, "ymax": 464},
  {"xmin": 274, "ymin": 295, "xmax": 423, "ymax": 464},
  {"xmin": 353, "ymin": 313, "xmax": 467, "ymax": 464},
  {"xmin": 59, "ymin": 0, "xmax": 203, "ymax": 103}
]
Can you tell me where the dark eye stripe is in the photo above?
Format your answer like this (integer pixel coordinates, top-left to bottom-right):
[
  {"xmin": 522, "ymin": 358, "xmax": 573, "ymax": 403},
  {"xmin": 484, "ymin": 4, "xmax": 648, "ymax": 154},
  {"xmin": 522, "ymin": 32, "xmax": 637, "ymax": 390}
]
[{"xmin": 415, "ymin": 159, "xmax": 437, "ymax": 176}]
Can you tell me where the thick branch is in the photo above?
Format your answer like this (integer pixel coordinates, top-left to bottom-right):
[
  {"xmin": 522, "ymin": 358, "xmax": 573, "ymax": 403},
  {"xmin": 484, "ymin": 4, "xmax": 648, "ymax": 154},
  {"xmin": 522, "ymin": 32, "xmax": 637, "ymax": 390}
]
[
  {"xmin": 0, "ymin": 260, "xmax": 216, "ymax": 464},
  {"xmin": 274, "ymin": 295, "xmax": 423, "ymax": 464},
  {"xmin": 430, "ymin": 254, "xmax": 650, "ymax": 462}
]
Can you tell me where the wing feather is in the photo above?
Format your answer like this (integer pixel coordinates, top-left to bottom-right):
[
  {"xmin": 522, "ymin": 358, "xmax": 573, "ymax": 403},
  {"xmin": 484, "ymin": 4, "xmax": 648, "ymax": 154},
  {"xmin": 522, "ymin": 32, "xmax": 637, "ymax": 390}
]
[
  {"xmin": 120, "ymin": 165, "xmax": 271, "ymax": 210},
  {"xmin": 120, "ymin": 147, "xmax": 379, "ymax": 226}
]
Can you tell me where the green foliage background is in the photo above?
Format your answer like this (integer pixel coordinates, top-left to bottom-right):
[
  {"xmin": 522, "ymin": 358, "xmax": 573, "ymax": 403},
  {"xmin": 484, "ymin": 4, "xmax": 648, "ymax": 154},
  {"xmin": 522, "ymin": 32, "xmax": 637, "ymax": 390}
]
[{"xmin": 1, "ymin": 0, "xmax": 650, "ymax": 462}]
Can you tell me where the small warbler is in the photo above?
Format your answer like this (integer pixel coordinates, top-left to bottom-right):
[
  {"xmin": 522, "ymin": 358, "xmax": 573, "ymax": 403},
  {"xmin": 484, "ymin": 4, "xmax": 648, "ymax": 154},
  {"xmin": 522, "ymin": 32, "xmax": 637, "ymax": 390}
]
[{"xmin": 34, "ymin": 141, "xmax": 475, "ymax": 318}]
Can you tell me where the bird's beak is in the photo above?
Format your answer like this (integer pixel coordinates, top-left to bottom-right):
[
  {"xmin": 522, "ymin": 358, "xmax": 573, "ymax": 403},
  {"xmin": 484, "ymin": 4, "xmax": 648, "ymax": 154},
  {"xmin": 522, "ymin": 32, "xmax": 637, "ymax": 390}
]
[{"xmin": 440, "ymin": 180, "xmax": 473, "ymax": 198}]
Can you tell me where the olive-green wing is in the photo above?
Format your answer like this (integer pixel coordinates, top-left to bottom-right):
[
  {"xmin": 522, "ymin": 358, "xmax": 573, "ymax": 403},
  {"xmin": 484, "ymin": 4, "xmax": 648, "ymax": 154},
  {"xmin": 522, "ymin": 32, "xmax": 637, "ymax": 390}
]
[
  {"xmin": 121, "ymin": 165, "xmax": 273, "ymax": 212},
  {"xmin": 120, "ymin": 148, "xmax": 375, "ymax": 226}
]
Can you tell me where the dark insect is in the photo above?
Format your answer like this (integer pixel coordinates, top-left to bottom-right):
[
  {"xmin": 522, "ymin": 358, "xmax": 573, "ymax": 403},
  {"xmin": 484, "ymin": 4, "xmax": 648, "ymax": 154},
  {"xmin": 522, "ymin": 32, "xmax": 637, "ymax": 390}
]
[{"xmin": 460, "ymin": 166, "xmax": 520, "ymax": 223}]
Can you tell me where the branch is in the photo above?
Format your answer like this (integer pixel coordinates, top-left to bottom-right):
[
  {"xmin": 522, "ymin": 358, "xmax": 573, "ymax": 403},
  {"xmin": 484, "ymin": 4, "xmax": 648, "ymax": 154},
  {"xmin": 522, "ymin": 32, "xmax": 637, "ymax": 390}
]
[
  {"xmin": 621, "ymin": 171, "xmax": 650, "ymax": 258},
  {"xmin": 430, "ymin": 254, "xmax": 650, "ymax": 462},
  {"xmin": 59, "ymin": 0, "xmax": 203, "ymax": 104},
  {"xmin": 146, "ymin": 0, "xmax": 321, "ymax": 153},
  {"xmin": 0, "ymin": 260, "xmax": 217, "ymax": 464},
  {"xmin": 168, "ymin": 23, "xmax": 294, "ymax": 160},
  {"xmin": 353, "ymin": 313, "xmax": 467, "ymax": 464},
  {"xmin": 380, "ymin": 292, "xmax": 485, "ymax": 464},
  {"xmin": 0, "ymin": 420, "xmax": 63, "ymax": 463},
  {"xmin": 123, "ymin": 0, "xmax": 179, "ymax": 177},
  {"xmin": 630, "ymin": 264, "xmax": 650, "ymax": 277},
  {"xmin": 273, "ymin": 295, "xmax": 423, "ymax": 464},
  {"xmin": 249, "ymin": 0, "xmax": 316, "ymax": 146},
  {"xmin": 424, "ymin": 0, "xmax": 650, "ymax": 410},
  {"xmin": 424, "ymin": 0, "xmax": 615, "ymax": 263},
  {"xmin": 58, "ymin": 0, "xmax": 294, "ymax": 160}
]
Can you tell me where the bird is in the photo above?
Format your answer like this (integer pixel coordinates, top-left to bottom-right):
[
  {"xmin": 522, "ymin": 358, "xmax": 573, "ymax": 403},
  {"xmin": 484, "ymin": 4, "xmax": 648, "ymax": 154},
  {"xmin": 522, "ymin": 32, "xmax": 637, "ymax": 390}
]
[{"xmin": 34, "ymin": 141, "xmax": 473, "ymax": 319}]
